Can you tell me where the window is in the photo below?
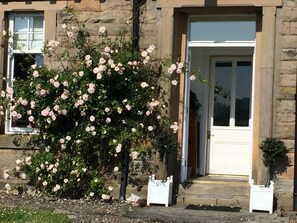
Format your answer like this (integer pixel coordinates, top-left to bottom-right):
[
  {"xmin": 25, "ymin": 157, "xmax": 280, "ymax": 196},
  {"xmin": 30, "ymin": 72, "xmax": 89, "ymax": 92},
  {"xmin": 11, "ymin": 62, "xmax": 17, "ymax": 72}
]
[
  {"xmin": 12, "ymin": 14, "xmax": 44, "ymax": 51},
  {"xmin": 6, "ymin": 13, "xmax": 44, "ymax": 133},
  {"xmin": 189, "ymin": 16, "xmax": 256, "ymax": 42}
]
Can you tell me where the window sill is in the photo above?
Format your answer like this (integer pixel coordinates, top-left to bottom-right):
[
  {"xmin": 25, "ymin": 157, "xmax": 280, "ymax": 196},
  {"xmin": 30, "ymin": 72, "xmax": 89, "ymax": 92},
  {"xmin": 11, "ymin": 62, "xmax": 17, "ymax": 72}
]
[{"xmin": 0, "ymin": 134, "xmax": 35, "ymax": 149}]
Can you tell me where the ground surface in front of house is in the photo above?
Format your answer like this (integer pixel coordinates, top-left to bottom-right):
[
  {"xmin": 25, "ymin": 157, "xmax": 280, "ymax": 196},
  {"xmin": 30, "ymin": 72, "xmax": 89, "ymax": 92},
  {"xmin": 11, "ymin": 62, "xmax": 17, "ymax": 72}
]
[{"xmin": 1, "ymin": 191, "xmax": 297, "ymax": 223}]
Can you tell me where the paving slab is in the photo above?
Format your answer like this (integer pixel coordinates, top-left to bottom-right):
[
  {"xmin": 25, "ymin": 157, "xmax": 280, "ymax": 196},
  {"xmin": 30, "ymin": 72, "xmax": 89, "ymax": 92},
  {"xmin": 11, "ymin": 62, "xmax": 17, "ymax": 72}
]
[
  {"xmin": 125, "ymin": 204, "xmax": 291, "ymax": 223},
  {"xmin": 216, "ymin": 199, "xmax": 240, "ymax": 207},
  {"xmin": 184, "ymin": 198, "xmax": 218, "ymax": 206}
]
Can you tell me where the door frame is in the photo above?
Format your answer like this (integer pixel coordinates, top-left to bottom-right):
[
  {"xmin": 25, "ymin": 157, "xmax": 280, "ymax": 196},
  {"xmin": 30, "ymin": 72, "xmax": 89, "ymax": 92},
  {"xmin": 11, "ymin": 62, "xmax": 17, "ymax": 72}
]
[
  {"xmin": 180, "ymin": 14, "xmax": 257, "ymax": 182},
  {"xmin": 182, "ymin": 46, "xmax": 256, "ymax": 180}
]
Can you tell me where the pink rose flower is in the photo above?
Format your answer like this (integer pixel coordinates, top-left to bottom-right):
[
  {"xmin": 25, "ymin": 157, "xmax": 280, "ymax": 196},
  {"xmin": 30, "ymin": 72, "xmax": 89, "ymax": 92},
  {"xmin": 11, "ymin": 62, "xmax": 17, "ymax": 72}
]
[
  {"xmin": 41, "ymin": 107, "xmax": 50, "ymax": 117},
  {"xmin": 32, "ymin": 70, "xmax": 39, "ymax": 78}
]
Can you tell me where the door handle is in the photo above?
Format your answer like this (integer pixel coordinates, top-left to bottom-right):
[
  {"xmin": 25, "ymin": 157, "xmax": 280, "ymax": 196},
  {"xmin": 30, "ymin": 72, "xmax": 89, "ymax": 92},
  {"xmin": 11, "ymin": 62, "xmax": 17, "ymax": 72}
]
[{"xmin": 207, "ymin": 131, "xmax": 214, "ymax": 139}]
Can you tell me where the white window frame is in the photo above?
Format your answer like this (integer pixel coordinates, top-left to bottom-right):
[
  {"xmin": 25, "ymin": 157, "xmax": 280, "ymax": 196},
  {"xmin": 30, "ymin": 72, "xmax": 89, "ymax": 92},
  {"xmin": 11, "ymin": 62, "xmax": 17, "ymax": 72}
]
[{"xmin": 5, "ymin": 12, "xmax": 44, "ymax": 134}]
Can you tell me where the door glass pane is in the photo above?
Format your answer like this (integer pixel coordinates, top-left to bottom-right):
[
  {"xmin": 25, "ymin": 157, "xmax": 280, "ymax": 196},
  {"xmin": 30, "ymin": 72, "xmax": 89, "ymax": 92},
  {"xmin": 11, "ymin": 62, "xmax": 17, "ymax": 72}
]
[
  {"xmin": 235, "ymin": 61, "xmax": 252, "ymax": 126},
  {"xmin": 213, "ymin": 61, "xmax": 232, "ymax": 126}
]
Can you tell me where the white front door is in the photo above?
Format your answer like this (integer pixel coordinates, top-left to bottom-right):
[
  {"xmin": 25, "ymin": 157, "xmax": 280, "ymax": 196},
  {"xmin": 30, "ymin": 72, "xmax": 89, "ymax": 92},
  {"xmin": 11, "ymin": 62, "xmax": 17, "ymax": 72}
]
[{"xmin": 208, "ymin": 57, "xmax": 253, "ymax": 175}]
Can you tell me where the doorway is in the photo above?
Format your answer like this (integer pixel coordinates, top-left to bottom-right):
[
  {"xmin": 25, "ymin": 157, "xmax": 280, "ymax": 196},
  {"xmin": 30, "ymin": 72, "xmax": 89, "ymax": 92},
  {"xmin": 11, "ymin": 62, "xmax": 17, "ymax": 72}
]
[
  {"xmin": 185, "ymin": 47, "xmax": 255, "ymax": 179},
  {"xmin": 180, "ymin": 15, "xmax": 256, "ymax": 181}
]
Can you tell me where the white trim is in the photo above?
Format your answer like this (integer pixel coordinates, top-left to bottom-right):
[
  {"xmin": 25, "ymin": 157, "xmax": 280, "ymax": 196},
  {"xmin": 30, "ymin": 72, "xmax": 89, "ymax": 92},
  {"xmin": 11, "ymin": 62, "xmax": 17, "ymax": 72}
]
[
  {"xmin": 188, "ymin": 41, "xmax": 255, "ymax": 48},
  {"xmin": 248, "ymin": 43, "xmax": 257, "ymax": 181},
  {"xmin": 5, "ymin": 12, "xmax": 44, "ymax": 134},
  {"xmin": 11, "ymin": 50, "xmax": 43, "ymax": 54}
]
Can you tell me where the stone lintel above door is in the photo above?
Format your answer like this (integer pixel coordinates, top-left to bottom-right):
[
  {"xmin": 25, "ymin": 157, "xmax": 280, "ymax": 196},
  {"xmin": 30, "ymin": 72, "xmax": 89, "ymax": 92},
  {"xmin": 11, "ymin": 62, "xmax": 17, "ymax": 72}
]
[{"xmin": 157, "ymin": 0, "xmax": 282, "ymax": 8}]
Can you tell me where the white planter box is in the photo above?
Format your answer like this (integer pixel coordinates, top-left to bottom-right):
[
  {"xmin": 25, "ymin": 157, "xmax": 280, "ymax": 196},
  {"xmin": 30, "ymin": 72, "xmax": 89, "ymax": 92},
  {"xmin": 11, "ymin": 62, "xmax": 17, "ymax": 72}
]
[
  {"xmin": 249, "ymin": 179, "xmax": 274, "ymax": 213},
  {"xmin": 147, "ymin": 175, "xmax": 173, "ymax": 207}
]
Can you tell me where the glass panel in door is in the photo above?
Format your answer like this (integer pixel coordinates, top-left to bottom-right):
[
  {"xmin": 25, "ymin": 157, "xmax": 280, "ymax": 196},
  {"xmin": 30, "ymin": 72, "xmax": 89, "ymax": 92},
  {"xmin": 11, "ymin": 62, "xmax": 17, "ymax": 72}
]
[
  {"xmin": 212, "ymin": 59, "xmax": 252, "ymax": 128},
  {"xmin": 213, "ymin": 61, "xmax": 232, "ymax": 126},
  {"xmin": 235, "ymin": 61, "xmax": 252, "ymax": 127}
]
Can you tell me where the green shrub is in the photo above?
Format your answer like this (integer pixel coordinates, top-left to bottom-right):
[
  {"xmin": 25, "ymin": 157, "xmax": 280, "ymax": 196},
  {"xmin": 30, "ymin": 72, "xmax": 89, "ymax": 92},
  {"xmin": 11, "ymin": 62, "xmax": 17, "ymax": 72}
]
[
  {"xmin": 1, "ymin": 7, "xmax": 193, "ymax": 198},
  {"xmin": 259, "ymin": 137, "xmax": 288, "ymax": 182}
]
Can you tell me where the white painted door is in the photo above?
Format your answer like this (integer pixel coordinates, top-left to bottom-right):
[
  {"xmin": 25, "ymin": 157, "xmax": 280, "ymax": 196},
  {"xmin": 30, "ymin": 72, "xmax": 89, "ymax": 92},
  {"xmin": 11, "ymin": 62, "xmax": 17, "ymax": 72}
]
[{"xmin": 208, "ymin": 57, "xmax": 253, "ymax": 175}]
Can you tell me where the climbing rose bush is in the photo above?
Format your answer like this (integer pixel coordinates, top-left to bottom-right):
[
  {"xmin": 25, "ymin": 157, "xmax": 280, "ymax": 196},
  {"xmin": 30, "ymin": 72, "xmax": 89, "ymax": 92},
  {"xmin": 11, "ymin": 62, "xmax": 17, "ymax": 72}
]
[{"xmin": 1, "ymin": 9, "xmax": 194, "ymax": 198}]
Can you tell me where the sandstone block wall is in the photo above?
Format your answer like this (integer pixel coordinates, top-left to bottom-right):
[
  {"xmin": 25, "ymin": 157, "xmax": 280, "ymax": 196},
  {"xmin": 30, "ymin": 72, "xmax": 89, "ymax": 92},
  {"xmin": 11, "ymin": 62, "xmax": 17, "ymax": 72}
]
[
  {"xmin": 0, "ymin": 0, "xmax": 160, "ymax": 182},
  {"xmin": 56, "ymin": 0, "xmax": 160, "ymax": 53},
  {"xmin": 273, "ymin": 0, "xmax": 297, "ymax": 210}
]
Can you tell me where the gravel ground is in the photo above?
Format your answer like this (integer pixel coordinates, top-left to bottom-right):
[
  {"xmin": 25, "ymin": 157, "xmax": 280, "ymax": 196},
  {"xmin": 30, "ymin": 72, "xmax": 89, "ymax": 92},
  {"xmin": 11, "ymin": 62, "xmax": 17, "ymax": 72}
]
[
  {"xmin": 0, "ymin": 192, "xmax": 159, "ymax": 223},
  {"xmin": 2, "ymin": 191, "xmax": 297, "ymax": 223}
]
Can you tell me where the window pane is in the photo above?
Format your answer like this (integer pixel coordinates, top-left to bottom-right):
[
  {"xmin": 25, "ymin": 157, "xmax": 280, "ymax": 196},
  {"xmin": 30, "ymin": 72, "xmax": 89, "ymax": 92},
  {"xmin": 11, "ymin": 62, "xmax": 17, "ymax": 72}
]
[
  {"xmin": 35, "ymin": 54, "xmax": 44, "ymax": 66},
  {"xmin": 14, "ymin": 16, "xmax": 28, "ymax": 33},
  {"xmin": 190, "ymin": 20, "xmax": 256, "ymax": 42},
  {"xmin": 30, "ymin": 16, "xmax": 43, "ymax": 32},
  {"xmin": 13, "ymin": 33, "xmax": 28, "ymax": 50},
  {"xmin": 213, "ymin": 61, "xmax": 232, "ymax": 126},
  {"xmin": 13, "ymin": 54, "xmax": 44, "ymax": 80},
  {"xmin": 12, "ymin": 118, "xmax": 31, "ymax": 128},
  {"xmin": 235, "ymin": 61, "xmax": 252, "ymax": 126},
  {"xmin": 12, "ymin": 54, "xmax": 44, "ymax": 128},
  {"xmin": 29, "ymin": 34, "xmax": 44, "ymax": 50},
  {"xmin": 12, "ymin": 15, "xmax": 44, "ymax": 51},
  {"xmin": 13, "ymin": 54, "xmax": 35, "ymax": 80}
]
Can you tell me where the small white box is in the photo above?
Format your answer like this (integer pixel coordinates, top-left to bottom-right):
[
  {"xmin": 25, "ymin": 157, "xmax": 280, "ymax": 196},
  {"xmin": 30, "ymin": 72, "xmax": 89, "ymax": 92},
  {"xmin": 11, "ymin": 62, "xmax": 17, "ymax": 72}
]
[
  {"xmin": 147, "ymin": 175, "xmax": 173, "ymax": 207},
  {"xmin": 249, "ymin": 179, "xmax": 274, "ymax": 214}
]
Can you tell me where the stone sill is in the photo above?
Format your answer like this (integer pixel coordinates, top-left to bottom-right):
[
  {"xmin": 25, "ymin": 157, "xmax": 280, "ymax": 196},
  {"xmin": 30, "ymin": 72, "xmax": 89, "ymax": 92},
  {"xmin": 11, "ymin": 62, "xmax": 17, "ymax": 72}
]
[{"xmin": 0, "ymin": 135, "xmax": 33, "ymax": 150}]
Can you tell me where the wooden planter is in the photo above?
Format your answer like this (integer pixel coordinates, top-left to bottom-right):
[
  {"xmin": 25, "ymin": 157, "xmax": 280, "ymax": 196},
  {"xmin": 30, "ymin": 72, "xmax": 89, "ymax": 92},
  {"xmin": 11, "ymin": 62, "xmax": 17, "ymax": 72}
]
[
  {"xmin": 147, "ymin": 175, "xmax": 173, "ymax": 207},
  {"xmin": 249, "ymin": 179, "xmax": 274, "ymax": 213}
]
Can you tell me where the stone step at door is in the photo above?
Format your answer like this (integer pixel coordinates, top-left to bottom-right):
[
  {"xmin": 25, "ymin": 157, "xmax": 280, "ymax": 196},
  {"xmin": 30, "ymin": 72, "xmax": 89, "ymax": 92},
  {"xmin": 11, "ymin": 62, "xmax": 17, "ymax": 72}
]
[{"xmin": 176, "ymin": 177, "xmax": 250, "ymax": 210}]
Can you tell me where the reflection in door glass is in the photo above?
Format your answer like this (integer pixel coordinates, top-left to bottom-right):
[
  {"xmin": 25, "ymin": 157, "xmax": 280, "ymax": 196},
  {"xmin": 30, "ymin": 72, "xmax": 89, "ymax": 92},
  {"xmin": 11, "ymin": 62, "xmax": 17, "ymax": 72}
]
[
  {"xmin": 235, "ymin": 61, "xmax": 252, "ymax": 126},
  {"xmin": 213, "ymin": 61, "xmax": 232, "ymax": 126}
]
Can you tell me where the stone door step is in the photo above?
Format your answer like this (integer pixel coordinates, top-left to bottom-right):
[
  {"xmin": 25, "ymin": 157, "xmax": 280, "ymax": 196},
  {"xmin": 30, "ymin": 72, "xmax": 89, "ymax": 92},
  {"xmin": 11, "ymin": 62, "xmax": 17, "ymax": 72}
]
[
  {"xmin": 177, "ymin": 176, "xmax": 250, "ymax": 209},
  {"xmin": 176, "ymin": 195, "xmax": 249, "ymax": 209}
]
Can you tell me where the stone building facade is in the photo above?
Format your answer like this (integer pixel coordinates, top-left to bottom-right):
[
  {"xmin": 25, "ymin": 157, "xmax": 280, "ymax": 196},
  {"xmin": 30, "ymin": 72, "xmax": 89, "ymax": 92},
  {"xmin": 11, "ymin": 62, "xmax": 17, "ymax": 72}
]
[
  {"xmin": 0, "ymin": 0, "xmax": 296, "ymax": 211},
  {"xmin": 274, "ymin": 0, "xmax": 297, "ymax": 210}
]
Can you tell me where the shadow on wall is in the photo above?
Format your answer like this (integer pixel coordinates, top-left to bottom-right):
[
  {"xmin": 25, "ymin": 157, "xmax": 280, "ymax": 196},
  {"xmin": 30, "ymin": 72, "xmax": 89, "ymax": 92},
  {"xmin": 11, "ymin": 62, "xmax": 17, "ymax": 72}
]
[
  {"xmin": 99, "ymin": 0, "xmax": 217, "ymax": 6},
  {"xmin": 166, "ymin": 151, "xmax": 180, "ymax": 204},
  {"xmin": 273, "ymin": 152, "xmax": 292, "ymax": 211},
  {"xmin": 275, "ymin": 155, "xmax": 291, "ymax": 179},
  {"xmin": 204, "ymin": 0, "xmax": 218, "ymax": 7},
  {"xmin": 99, "ymin": 0, "xmax": 146, "ymax": 4}
]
